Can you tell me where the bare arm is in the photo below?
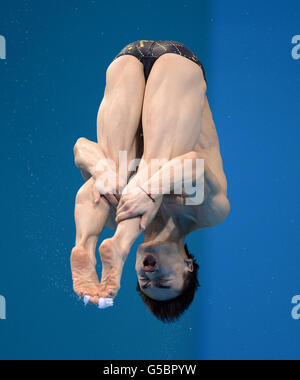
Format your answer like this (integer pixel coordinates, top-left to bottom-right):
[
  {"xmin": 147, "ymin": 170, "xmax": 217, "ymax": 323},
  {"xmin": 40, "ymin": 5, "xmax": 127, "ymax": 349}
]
[
  {"xmin": 116, "ymin": 151, "xmax": 204, "ymax": 225},
  {"xmin": 134, "ymin": 151, "xmax": 203, "ymax": 197},
  {"xmin": 74, "ymin": 137, "xmax": 127, "ymax": 207},
  {"xmin": 116, "ymin": 151, "xmax": 230, "ymax": 229}
]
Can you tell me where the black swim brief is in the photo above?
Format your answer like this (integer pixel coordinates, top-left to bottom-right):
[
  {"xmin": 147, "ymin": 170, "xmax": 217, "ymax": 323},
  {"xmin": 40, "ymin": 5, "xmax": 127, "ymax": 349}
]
[{"xmin": 112, "ymin": 40, "xmax": 206, "ymax": 83}]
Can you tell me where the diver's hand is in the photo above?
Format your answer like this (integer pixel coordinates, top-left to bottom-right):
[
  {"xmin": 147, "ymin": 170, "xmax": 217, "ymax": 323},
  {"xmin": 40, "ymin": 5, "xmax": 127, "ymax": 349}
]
[
  {"xmin": 93, "ymin": 164, "xmax": 125, "ymax": 208},
  {"xmin": 116, "ymin": 186, "xmax": 163, "ymax": 230}
]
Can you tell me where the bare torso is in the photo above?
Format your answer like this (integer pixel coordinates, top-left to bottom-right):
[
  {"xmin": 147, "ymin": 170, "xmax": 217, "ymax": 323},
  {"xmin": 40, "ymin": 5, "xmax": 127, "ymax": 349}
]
[{"xmin": 155, "ymin": 95, "xmax": 228, "ymax": 235}]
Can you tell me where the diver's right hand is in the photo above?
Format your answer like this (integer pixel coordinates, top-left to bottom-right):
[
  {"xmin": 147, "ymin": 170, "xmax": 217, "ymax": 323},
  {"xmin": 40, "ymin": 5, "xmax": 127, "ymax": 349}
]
[{"xmin": 93, "ymin": 164, "xmax": 125, "ymax": 208}]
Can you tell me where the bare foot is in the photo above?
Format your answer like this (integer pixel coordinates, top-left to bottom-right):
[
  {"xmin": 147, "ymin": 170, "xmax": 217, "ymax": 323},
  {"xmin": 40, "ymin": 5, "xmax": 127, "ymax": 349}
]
[
  {"xmin": 71, "ymin": 246, "xmax": 102, "ymax": 304},
  {"xmin": 98, "ymin": 238, "xmax": 126, "ymax": 298}
]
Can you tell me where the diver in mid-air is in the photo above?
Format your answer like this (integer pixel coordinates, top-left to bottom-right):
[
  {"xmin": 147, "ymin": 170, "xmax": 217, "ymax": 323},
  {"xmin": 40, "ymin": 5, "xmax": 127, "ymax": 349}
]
[{"xmin": 71, "ymin": 40, "xmax": 230, "ymax": 322}]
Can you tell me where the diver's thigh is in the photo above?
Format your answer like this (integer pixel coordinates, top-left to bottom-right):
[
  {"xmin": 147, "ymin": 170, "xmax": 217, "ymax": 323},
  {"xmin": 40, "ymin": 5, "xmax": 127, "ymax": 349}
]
[
  {"xmin": 97, "ymin": 55, "xmax": 145, "ymax": 163},
  {"xmin": 141, "ymin": 53, "xmax": 206, "ymax": 160}
]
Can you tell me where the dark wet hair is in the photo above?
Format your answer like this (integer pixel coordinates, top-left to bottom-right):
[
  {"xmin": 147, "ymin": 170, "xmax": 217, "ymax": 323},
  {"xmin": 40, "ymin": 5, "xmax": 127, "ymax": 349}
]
[{"xmin": 136, "ymin": 244, "xmax": 200, "ymax": 323}]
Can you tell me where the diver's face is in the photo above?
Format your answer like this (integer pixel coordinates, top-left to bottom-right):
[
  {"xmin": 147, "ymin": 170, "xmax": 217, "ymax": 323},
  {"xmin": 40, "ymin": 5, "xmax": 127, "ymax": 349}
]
[{"xmin": 136, "ymin": 241, "xmax": 192, "ymax": 301}]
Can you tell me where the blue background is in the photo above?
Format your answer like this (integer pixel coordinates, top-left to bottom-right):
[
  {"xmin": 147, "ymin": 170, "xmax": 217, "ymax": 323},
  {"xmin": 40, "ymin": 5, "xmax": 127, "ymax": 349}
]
[{"xmin": 0, "ymin": 0, "xmax": 299, "ymax": 360}]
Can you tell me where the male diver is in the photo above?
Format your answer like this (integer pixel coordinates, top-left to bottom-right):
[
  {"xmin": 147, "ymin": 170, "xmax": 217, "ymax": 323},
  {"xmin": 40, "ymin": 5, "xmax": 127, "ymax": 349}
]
[{"xmin": 71, "ymin": 40, "xmax": 230, "ymax": 322}]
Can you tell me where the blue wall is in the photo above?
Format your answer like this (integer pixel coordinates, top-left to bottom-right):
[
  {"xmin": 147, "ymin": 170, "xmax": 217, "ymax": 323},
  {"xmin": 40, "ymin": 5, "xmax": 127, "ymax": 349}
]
[
  {"xmin": 198, "ymin": 0, "xmax": 300, "ymax": 360},
  {"xmin": 0, "ymin": 0, "xmax": 299, "ymax": 360}
]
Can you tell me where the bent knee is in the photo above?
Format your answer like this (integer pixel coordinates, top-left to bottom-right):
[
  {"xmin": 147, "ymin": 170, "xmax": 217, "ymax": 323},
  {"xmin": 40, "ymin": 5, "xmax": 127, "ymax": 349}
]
[{"xmin": 74, "ymin": 137, "xmax": 88, "ymax": 156}]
